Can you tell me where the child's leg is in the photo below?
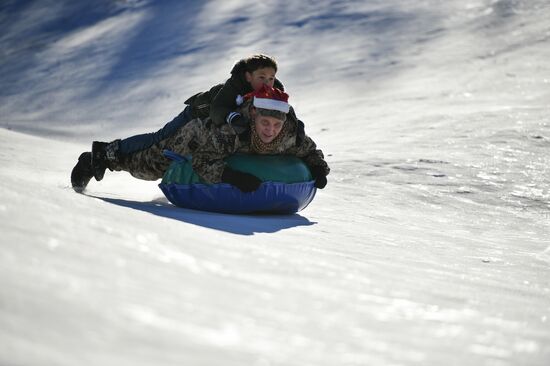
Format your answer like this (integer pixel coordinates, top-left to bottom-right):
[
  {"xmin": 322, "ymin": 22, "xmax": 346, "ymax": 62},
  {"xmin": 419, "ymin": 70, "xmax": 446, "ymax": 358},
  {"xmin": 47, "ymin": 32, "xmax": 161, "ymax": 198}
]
[{"xmin": 118, "ymin": 106, "xmax": 193, "ymax": 156}]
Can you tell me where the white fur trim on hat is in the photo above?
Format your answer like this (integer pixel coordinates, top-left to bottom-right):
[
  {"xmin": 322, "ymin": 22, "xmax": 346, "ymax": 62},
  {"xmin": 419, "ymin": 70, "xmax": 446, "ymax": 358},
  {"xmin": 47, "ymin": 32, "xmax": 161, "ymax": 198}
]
[{"xmin": 253, "ymin": 97, "xmax": 290, "ymax": 114}]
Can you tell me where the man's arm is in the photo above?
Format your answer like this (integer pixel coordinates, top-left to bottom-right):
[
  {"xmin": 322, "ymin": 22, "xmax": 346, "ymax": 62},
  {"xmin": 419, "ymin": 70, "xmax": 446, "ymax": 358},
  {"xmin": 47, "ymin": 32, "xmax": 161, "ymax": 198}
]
[
  {"xmin": 191, "ymin": 130, "xmax": 238, "ymax": 183},
  {"xmin": 286, "ymin": 130, "xmax": 330, "ymax": 189}
]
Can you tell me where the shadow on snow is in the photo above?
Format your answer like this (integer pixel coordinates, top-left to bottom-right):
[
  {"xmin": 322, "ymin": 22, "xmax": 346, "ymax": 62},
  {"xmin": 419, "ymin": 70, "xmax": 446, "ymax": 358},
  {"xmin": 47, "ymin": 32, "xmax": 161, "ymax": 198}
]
[{"xmin": 91, "ymin": 195, "xmax": 316, "ymax": 235}]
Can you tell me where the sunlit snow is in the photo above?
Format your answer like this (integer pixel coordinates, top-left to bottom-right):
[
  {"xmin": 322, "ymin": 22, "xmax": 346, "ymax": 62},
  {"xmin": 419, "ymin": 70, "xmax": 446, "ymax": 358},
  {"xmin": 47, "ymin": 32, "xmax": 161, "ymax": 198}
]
[{"xmin": 1, "ymin": 1, "xmax": 549, "ymax": 365}]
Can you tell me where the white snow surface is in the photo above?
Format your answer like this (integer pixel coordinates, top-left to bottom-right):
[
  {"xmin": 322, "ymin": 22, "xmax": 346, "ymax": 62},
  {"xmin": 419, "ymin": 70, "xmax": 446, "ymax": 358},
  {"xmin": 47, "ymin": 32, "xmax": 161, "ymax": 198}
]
[{"xmin": 1, "ymin": 0, "xmax": 550, "ymax": 365}]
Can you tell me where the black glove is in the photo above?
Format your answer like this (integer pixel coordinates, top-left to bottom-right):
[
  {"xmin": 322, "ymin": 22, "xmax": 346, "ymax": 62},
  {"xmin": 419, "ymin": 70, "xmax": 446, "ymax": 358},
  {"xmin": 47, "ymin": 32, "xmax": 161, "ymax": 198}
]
[
  {"xmin": 221, "ymin": 167, "xmax": 262, "ymax": 192},
  {"xmin": 229, "ymin": 114, "xmax": 249, "ymax": 135},
  {"xmin": 310, "ymin": 166, "xmax": 328, "ymax": 189}
]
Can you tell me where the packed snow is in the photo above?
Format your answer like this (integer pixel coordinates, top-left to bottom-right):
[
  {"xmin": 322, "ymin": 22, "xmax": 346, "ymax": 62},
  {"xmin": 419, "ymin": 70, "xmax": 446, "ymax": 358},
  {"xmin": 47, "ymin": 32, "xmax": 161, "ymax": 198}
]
[{"xmin": 1, "ymin": 0, "xmax": 549, "ymax": 365}]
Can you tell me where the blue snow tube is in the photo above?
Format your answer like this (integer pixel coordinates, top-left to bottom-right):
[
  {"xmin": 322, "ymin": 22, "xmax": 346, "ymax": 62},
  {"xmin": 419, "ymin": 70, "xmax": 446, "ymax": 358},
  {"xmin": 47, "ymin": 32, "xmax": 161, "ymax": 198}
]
[{"xmin": 158, "ymin": 150, "xmax": 317, "ymax": 214}]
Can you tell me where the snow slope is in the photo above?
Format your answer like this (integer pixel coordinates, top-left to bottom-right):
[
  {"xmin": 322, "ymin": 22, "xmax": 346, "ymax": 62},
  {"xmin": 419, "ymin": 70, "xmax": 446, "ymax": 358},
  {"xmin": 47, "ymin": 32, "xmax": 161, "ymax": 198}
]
[{"xmin": 1, "ymin": 0, "xmax": 549, "ymax": 365}]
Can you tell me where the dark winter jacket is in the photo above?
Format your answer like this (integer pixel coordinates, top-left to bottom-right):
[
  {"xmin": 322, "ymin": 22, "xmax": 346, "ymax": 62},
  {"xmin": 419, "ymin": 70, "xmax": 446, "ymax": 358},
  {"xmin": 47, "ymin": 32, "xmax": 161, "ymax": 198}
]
[{"xmin": 184, "ymin": 60, "xmax": 284, "ymax": 125}]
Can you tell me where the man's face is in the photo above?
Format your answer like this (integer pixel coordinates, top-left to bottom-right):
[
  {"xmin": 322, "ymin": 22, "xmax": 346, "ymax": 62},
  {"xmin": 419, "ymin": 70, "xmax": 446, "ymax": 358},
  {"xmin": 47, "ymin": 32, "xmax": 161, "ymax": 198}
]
[
  {"xmin": 245, "ymin": 67, "xmax": 276, "ymax": 90},
  {"xmin": 254, "ymin": 114, "xmax": 284, "ymax": 144}
]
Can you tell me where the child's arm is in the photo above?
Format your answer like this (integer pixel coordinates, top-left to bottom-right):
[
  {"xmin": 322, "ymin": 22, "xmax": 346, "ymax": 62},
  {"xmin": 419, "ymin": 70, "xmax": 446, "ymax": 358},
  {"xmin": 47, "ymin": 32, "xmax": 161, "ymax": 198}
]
[
  {"xmin": 210, "ymin": 77, "xmax": 286, "ymax": 131},
  {"xmin": 210, "ymin": 77, "xmax": 244, "ymax": 129}
]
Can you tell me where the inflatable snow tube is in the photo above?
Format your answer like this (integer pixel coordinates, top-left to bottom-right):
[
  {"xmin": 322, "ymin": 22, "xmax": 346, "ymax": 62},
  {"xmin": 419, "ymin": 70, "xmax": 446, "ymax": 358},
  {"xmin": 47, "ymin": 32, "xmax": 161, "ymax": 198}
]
[{"xmin": 158, "ymin": 150, "xmax": 317, "ymax": 214}]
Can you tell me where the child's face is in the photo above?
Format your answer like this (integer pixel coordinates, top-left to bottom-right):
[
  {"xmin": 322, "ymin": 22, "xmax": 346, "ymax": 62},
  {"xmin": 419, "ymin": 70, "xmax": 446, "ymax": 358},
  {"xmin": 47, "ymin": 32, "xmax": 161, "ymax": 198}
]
[
  {"xmin": 254, "ymin": 113, "xmax": 284, "ymax": 144},
  {"xmin": 245, "ymin": 67, "xmax": 276, "ymax": 90}
]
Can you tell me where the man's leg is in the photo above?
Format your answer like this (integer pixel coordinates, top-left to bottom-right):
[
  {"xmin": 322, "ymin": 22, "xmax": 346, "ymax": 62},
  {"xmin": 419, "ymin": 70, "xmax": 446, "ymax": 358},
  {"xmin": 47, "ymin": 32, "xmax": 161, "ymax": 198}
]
[
  {"xmin": 71, "ymin": 144, "xmax": 169, "ymax": 191},
  {"xmin": 71, "ymin": 152, "xmax": 94, "ymax": 192},
  {"xmin": 71, "ymin": 114, "xmax": 199, "ymax": 192},
  {"xmin": 110, "ymin": 140, "xmax": 171, "ymax": 181},
  {"xmin": 108, "ymin": 119, "xmax": 200, "ymax": 181}
]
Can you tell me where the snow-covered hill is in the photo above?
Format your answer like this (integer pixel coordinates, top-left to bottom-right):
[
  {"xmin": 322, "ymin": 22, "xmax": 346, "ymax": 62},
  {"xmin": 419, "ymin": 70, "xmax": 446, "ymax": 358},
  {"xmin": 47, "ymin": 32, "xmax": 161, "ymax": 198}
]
[{"xmin": 1, "ymin": 1, "xmax": 549, "ymax": 365}]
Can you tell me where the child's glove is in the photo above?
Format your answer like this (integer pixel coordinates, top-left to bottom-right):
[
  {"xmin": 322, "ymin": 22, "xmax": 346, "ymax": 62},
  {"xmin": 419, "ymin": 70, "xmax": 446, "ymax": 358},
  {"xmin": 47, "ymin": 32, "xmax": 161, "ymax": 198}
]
[
  {"xmin": 221, "ymin": 167, "xmax": 262, "ymax": 192},
  {"xmin": 310, "ymin": 166, "xmax": 328, "ymax": 189},
  {"xmin": 227, "ymin": 113, "xmax": 249, "ymax": 134}
]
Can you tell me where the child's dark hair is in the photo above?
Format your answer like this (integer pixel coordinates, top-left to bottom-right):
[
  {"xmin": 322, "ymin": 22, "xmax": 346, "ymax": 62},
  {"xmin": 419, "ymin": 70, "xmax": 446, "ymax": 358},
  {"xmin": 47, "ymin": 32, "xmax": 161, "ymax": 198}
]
[{"xmin": 231, "ymin": 54, "xmax": 278, "ymax": 76}]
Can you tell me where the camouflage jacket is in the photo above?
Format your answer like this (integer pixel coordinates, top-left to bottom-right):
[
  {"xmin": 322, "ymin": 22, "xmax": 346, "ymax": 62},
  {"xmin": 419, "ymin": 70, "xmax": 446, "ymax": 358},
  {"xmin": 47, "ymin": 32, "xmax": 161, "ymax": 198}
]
[{"xmin": 183, "ymin": 108, "xmax": 329, "ymax": 184}]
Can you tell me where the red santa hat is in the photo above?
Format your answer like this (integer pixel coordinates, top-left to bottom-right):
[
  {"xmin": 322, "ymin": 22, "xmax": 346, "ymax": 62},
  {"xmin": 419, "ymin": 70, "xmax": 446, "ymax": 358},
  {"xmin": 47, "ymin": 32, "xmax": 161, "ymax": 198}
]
[{"xmin": 244, "ymin": 84, "xmax": 290, "ymax": 114}]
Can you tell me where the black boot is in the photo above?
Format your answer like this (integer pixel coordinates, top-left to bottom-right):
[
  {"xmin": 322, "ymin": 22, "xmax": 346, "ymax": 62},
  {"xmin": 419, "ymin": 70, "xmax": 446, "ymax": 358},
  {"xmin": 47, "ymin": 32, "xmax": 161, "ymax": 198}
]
[
  {"xmin": 71, "ymin": 152, "xmax": 93, "ymax": 193},
  {"xmin": 91, "ymin": 140, "xmax": 120, "ymax": 181}
]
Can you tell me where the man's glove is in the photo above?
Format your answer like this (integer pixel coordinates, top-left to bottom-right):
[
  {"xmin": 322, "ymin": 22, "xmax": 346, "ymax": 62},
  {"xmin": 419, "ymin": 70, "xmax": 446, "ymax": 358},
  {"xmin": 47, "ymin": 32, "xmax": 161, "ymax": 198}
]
[
  {"xmin": 221, "ymin": 167, "xmax": 262, "ymax": 192},
  {"xmin": 310, "ymin": 166, "xmax": 328, "ymax": 189}
]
